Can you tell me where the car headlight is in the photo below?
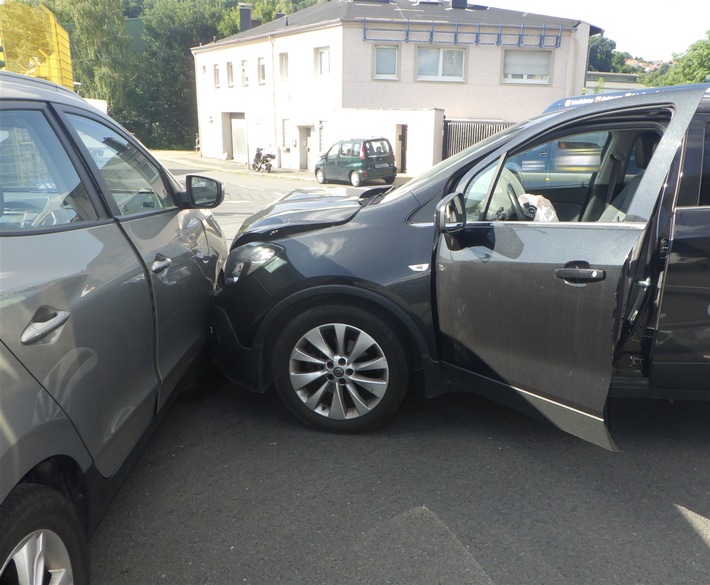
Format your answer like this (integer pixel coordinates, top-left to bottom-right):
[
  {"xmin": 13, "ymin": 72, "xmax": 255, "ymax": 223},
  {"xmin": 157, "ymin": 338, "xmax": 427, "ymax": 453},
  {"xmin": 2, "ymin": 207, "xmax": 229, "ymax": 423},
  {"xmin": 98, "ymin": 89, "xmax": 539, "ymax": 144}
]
[{"xmin": 225, "ymin": 242, "xmax": 283, "ymax": 284}]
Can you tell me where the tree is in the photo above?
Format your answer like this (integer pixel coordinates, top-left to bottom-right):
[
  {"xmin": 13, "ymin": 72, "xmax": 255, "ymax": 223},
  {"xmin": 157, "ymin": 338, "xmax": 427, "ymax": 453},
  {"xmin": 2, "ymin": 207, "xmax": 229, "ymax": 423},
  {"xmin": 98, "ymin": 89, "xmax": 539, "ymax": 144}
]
[
  {"xmin": 116, "ymin": 0, "xmax": 222, "ymax": 148},
  {"xmin": 44, "ymin": 0, "xmax": 132, "ymax": 109},
  {"xmin": 588, "ymin": 36, "xmax": 615, "ymax": 72},
  {"xmin": 642, "ymin": 32, "xmax": 710, "ymax": 87},
  {"xmin": 217, "ymin": 7, "xmax": 240, "ymax": 38},
  {"xmin": 123, "ymin": 0, "xmax": 144, "ymax": 18}
]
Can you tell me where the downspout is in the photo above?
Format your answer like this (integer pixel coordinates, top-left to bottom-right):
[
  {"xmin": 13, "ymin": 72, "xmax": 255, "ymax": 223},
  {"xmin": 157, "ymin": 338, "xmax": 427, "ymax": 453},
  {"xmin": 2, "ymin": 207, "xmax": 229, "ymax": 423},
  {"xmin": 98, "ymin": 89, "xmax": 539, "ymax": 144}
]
[
  {"xmin": 569, "ymin": 22, "xmax": 579, "ymax": 96},
  {"xmin": 271, "ymin": 34, "xmax": 279, "ymax": 167}
]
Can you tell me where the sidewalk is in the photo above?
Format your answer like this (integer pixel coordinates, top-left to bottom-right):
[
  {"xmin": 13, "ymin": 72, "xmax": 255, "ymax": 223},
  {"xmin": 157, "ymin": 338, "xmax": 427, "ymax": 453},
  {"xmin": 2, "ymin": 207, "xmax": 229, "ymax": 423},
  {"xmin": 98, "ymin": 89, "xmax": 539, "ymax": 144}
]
[
  {"xmin": 151, "ymin": 149, "xmax": 412, "ymax": 183},
  {"xmin": 151, "ymin": 149, "xmax": 318, "ymax": 182}
]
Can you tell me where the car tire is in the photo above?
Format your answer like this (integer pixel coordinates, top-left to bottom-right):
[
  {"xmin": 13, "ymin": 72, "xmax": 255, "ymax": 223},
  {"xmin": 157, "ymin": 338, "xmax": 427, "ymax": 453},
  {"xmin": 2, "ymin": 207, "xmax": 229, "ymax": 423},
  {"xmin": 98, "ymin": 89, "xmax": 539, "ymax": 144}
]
[
  {"xmin": 384, "ymin": 175, "xmax": 396, "ymax": 184},
  {"xmin": 272, "ymin": 304, "xmax": 410, "ymax": 433},
  {"xmin": 315, "ymin": 168, "xmax": 327, "ymax": 184},
  {"xmin": 0, "ymin": 484, "xmax": 89, "ymax": 585},
  {"xmin": 349, "ymin": 172, "xmax": 361, "ymax": 187}
]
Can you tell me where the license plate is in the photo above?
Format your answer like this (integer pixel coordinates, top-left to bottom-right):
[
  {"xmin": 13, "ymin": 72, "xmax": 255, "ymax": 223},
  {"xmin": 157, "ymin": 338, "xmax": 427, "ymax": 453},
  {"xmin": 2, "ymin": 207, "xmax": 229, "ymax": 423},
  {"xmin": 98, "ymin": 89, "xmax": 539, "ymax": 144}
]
[{"xmin": 375, "ymin": 163, "xmax": 389, "ymax": 169}]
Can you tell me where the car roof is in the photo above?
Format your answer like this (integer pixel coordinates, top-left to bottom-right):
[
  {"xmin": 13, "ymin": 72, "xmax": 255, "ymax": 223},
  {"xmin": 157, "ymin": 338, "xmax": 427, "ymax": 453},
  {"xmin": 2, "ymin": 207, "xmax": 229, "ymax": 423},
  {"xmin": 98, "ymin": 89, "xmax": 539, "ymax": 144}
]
[
  {"xmin": 544, "ymin": 83, "xmax": 710, "ymax": 113},
  {"xmin": 0, "ymin": 71, "xmax": 101, "ymax": 113}
]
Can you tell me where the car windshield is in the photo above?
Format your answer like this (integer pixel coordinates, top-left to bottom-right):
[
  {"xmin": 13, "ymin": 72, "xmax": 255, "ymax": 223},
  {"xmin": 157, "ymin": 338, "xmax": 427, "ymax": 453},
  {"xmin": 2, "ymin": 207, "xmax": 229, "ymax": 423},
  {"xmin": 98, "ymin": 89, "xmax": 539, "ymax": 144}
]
[{"xmin": 379, "ymin": 110, "xmax": 564, "ymax": 204}]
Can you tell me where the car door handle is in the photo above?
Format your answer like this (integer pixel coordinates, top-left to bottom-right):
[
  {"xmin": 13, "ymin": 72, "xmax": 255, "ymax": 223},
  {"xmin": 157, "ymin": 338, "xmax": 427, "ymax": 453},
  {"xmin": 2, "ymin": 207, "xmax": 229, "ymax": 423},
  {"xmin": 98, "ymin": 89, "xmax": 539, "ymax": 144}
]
[
  {"xmin": 554, "ymin": 267, "xmax": 606, "ymax": 282},
  {"xmin": 21, "ymin": 309, "xmax": 71, "ymax": 345},
  {"xmin": 151, "ymin": 257, "xmax": 172, "ymax": 274}
]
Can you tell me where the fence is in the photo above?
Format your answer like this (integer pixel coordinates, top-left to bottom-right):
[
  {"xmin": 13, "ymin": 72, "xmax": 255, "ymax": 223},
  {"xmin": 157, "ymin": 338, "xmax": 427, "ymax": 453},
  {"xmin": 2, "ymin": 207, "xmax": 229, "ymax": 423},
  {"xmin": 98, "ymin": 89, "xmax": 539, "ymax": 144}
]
[{"xmin": 442, "ymin": 119, "xmax": 514, "ymax": 159}]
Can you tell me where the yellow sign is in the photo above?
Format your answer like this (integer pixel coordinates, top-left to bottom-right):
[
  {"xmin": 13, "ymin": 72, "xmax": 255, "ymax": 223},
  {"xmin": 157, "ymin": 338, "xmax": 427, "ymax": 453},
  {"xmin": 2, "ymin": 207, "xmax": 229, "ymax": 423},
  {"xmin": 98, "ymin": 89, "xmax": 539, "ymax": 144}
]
[{"xmin": 0, "ymin": 2, "xmax": 73, "ymax": 89}]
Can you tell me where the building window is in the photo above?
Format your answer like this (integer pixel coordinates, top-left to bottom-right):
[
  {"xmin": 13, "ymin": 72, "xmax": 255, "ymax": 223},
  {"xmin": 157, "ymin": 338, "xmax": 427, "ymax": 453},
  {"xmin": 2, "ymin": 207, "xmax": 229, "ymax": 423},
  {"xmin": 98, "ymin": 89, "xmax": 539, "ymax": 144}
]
[
  {"xmin": 226, "ymin": 62, "xmax": 234, "ymax": 87},
  {"xmin": 375, "ymin": 45, "xmax": 398, "ymax": 79},
  {"xmin": 503, "ymin": 50, "xmax": 551, "ymax": 84},
  {"xmin": 279, "ymin": 52, "xmax": 289, "ymax": 80},
  {"xmin": 417, "ymin": 47, "xmax": 464, "ymax": 81},
  {"xmin": 241, "ymin": 60, "xmax": 248, "ymax": 86},
  {"xmin": 213, "ymin": 64, "xmax": 220, "ymax": 88},
  {"xmin": 282, "ymin": 119, "xmax": 294, "ymax": 149},
  {"xmin": 258, "ymin": 57, "xmax": 266, "ymax": 84},
  {"xmin": 315, "ymin": 47, "xmax": 330, "ymax": 77}
]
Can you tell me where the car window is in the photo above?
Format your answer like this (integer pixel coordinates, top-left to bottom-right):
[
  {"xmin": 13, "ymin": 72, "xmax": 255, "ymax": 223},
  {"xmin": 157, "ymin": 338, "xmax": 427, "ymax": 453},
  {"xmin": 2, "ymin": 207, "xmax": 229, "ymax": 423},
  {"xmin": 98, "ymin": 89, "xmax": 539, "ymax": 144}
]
[
  {"xmin": 65, "ymin": 114, "xmax": 175, "ymax": 216},
  {"xmin": 339, "ymin": 141, "xmax": 354, "ymax": 157},
  {"xmin": 507, "ymin": 131, "xmax": 607, "ymax": 189},
  {"xmin": 0, "ymin": 110, "xmax": 99, "ymax": 232},
  {"xmin": 459, "ymin": 126, "xmax": 662, "ymax": 224},
  {"xmin": 701, "ymin": 122, "xmax": 710, "ymax": 206},
  {"xmin": 366, "ymin": 139, "xmax": 391, "ymax": 156}
]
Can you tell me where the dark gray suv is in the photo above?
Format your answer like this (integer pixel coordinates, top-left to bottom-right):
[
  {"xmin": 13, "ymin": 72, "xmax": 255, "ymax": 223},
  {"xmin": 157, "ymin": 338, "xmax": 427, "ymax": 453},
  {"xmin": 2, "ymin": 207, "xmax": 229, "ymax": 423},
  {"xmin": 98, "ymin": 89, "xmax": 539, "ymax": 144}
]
[
  {"xmin": 0, "ymin": 72, "xmax": 226, "ymax": 583},
  {"xmin": 212, "ymin": 83, "xmax": 710, "ymax": 452}
]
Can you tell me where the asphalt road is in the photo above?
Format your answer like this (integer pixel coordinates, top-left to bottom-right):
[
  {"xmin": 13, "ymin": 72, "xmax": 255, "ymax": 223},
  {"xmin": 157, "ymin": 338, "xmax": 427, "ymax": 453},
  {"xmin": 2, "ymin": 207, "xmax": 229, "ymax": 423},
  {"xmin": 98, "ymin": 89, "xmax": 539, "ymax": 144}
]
[
  {"xmin": 87, "ymin": 154, "xmax": 710, "ymax": 584},
  {"xmin": 89, "ymin": 367, "xmax": 710, "ymax": 584}
]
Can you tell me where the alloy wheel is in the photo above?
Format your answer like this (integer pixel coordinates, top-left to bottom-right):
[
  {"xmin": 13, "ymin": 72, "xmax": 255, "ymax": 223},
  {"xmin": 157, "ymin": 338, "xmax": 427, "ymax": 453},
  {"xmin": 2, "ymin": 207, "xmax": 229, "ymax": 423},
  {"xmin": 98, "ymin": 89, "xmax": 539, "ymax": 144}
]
[{"xmin": 288, "ymin": 322, "xmax": 389, "ymax": 420}]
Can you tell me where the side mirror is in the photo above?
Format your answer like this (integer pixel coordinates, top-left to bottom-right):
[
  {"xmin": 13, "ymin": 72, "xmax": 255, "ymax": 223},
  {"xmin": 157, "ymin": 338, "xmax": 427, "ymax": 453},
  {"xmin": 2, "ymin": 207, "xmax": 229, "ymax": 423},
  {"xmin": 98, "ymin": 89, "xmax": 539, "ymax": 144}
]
[
  {"xmin": 180, "ymin": 175, "xmax": 224, "ymax": 209},
  {"xmin": 435, "ymin": 192, "xmax": 466, "ymax": 234}
]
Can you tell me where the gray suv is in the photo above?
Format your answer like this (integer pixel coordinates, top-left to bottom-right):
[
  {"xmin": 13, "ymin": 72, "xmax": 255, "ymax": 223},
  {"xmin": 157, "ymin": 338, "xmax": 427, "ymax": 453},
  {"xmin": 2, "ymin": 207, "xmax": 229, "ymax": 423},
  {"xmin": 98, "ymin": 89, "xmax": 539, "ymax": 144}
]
[{"xmin": 0, "ymin": 72, "xmax": 226, "ymax": 583}]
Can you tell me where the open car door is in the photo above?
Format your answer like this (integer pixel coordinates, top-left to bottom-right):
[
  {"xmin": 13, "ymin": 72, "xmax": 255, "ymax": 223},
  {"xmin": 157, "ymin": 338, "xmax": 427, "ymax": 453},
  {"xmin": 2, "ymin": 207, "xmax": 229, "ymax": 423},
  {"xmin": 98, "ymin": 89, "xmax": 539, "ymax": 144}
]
[{"xmin": 433, "ymin": 90, "xmax": 705, "ymax": 450}]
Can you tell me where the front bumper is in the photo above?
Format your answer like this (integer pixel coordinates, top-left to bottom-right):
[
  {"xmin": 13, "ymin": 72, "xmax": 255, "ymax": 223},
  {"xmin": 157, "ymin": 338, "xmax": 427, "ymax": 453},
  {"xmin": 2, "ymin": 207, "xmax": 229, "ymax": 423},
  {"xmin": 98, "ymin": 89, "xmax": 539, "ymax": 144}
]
[{"xmin": 210, "ymin": 305, "xmax": 270, "ymax": 393}]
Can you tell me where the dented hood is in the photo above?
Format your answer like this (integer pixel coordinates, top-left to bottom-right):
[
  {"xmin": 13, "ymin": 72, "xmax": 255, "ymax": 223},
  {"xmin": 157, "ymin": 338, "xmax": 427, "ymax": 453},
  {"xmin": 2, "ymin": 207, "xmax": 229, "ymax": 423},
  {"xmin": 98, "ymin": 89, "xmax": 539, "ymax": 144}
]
[{"xmin": 234, "ymin": 186, "xmax": 383, "ymax": 243}]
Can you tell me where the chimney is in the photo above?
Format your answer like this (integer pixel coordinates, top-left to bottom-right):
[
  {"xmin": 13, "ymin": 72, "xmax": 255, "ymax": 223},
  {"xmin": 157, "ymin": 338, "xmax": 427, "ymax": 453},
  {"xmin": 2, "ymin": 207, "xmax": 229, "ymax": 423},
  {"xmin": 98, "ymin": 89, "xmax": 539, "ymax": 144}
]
[
  {"xmin": 451, "ymin": 0, "xmax": 467, "ymax": 8},
  {"xmin": 239, "ymin": 3, "xmax": 252, "ymax": 31}
]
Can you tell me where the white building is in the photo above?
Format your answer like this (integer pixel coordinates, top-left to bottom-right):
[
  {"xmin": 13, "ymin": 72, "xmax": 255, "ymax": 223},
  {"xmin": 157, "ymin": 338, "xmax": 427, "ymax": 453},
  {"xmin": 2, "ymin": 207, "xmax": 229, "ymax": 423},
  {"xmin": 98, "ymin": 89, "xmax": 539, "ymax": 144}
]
[{"xmin": 192, "ymin": 0, "xmax": 600, "ymax": 175}]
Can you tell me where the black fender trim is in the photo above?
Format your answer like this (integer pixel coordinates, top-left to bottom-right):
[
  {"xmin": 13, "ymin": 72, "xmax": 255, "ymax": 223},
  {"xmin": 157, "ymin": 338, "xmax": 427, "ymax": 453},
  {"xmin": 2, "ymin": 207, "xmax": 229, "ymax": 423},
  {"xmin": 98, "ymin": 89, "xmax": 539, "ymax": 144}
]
[{"xmin": 250, "ymin": 284, "xmax": 439, "ymax": 393}]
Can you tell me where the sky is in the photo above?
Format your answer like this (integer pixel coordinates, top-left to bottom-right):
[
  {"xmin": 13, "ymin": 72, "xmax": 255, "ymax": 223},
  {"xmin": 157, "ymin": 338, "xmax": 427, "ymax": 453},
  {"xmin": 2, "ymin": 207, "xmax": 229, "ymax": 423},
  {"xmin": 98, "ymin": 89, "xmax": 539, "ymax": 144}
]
[{"xmin": 486, "ymin": 1, "xmax": 710, "ymax": 62}]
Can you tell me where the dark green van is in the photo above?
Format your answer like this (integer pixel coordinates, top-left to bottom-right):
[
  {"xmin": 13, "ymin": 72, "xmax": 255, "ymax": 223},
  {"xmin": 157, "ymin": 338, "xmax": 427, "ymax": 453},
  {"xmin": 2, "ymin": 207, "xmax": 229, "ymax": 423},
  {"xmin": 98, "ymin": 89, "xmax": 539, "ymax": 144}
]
[{"xmin": 315, "ymin": 137, "xmax": 397, "ymax": 186}]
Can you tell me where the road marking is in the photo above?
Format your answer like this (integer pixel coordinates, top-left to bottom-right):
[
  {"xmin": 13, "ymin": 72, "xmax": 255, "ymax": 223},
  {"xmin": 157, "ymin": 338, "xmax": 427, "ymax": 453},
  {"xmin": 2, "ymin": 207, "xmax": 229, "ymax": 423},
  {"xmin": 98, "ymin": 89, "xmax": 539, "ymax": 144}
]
[{"xmin": 676, "ymin": 504, "xmax": 710, "ymax": 549}]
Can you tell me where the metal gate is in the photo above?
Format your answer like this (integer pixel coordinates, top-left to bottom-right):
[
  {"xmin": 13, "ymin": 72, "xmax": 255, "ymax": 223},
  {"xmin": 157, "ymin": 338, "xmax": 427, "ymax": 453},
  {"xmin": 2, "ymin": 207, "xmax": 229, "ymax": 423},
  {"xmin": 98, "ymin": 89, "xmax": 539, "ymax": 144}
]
[{"xmin": 443, "ymin": 119, "xmax": 514, "ymax": 159}]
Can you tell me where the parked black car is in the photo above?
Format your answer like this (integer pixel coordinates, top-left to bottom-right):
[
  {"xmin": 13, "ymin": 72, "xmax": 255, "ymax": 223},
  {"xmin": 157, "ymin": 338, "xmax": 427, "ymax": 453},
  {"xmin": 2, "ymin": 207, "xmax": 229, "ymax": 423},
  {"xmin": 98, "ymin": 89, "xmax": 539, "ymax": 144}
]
[{"xmin": 212, "ymin": 84, "xmax": 710, "ymax": 450}]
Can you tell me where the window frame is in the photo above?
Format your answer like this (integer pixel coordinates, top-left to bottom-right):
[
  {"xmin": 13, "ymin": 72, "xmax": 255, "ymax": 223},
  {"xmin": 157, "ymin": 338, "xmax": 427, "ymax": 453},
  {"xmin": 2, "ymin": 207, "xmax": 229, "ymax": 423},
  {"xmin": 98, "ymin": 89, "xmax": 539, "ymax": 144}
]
[
  {"xmin": 502, "ymin": 50, "xmax": 552, "ymax": 85},
  {"xmin": 213, "ymin": 64, "xmax": 220, "ymax": 88},
  {"xmin": 416, "ymin": 46, "xmax": 465, "ymax": 82},
  {"xmin": 258, "ymin": 57, "xmax": 266, "ymax": 84},
  {"xmin": 59, "ymin": 108, "xmax": 179, "ymax": 219},
  {"xmin": 241, "ymin": 60, "xmax": 249, "ymax": 86},
  {"xmin": 374, "ymin": 45, "xmax": 399, "ymax": 80},
  {"xmin": 279, "ymin": 52, "xmax": 289, "ymax": 80},
  {"xmin": 226, "ymin": 62, "xmax": 234, "ymax": 87},
  {"xmin": 0, "ymin": 104, "xmax": 105, "ymax": 234},
  {"xmin": 315, "ymin": 47, "xmax": 331, "ymax": 78}
]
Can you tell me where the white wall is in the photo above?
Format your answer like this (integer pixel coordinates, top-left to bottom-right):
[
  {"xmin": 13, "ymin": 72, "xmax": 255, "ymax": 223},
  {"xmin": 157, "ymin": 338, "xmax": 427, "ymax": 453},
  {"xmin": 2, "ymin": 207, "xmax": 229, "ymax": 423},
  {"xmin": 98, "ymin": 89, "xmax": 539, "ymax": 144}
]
[
  {"xmin": 339, "ymin": 23, "xmax": 587, "ymax": 123},
  {"xmin": 193, "ymin": 14, "xmax": 591, "ymax": 173}
]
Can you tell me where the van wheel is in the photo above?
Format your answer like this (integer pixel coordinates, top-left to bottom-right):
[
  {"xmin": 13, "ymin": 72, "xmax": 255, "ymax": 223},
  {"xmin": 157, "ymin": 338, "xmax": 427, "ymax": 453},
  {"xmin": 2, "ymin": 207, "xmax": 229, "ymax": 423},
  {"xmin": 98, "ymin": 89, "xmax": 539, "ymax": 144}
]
[
  {"xmin": 272, "ymin": 304, "xmax": 410, "ymax": 433},
  {"xmin": 350, "ymin": 172, "xmax": 361, "ymax": 187},
  {"xmin": 0, "ymin": 484, "xmax": 88, "ymax": 585},
  {"xmin": 315, "ymin": 168, "xmax": 327, "ymax": 184},
  {"xmin": 384, "ymin": 175, "xmax": 396, "ymax": 184}
]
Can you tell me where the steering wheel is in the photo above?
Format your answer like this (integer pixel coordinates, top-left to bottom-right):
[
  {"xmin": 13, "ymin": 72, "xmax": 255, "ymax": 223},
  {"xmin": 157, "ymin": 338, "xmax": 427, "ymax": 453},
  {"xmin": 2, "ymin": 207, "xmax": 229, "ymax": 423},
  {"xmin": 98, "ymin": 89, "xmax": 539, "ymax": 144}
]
[
  {"xmin": 32, "ymin": 210, "xmax": 59, "ymax": 227},
  {"xmin": 500, "ymin": 169, "xmax": 527, "ymax": 220}
]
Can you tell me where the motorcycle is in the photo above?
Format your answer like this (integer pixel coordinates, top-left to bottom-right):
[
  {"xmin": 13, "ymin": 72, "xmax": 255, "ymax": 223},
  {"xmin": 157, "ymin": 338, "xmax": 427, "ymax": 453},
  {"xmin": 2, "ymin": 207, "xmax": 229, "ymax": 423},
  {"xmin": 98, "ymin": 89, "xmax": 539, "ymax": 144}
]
[{"xmin": 252, "ymin": 147, "xmax": 275, "ymax": 172}]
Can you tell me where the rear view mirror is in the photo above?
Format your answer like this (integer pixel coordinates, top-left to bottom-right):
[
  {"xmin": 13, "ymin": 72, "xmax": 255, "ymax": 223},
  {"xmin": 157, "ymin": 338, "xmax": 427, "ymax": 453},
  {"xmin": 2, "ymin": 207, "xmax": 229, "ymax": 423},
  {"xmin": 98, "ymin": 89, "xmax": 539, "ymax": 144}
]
[
  {"xmin": 183, "ymin": 175, "xmax": 224, "ymax": 208},
  {"xmin": 435, "ymin": 192, "xmax": 465, "ymax": 233}
]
